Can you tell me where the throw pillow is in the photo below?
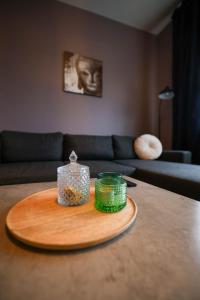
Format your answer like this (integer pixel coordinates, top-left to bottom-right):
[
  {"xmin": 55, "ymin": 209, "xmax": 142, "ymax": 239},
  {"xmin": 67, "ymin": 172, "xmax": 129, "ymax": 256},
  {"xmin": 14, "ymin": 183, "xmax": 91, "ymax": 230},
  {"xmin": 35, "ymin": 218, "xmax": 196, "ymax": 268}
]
[{"xmin": 134, "ymin": 134, "xmax": 162, "ymax": 160}]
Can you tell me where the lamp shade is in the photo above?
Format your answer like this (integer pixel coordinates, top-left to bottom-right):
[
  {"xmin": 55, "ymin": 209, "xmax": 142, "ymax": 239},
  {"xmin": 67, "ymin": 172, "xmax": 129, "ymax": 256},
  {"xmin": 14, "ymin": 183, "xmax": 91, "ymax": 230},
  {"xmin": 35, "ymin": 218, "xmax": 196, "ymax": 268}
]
[{"xmin": 158, "ymin": 86, "xmax": 174, "ymax": 100}]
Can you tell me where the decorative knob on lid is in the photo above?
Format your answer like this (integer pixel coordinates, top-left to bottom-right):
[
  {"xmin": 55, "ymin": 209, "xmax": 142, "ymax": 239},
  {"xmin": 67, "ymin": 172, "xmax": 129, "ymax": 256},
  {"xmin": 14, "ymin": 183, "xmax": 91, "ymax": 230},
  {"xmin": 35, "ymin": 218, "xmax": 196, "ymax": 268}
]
[
  {"xmin": 69, "ymin": 151, "xmax": 78, "ymax": 163},
  {"xmin": 69, "ymin": 150, "xmax": 79, "ymax": 172}
]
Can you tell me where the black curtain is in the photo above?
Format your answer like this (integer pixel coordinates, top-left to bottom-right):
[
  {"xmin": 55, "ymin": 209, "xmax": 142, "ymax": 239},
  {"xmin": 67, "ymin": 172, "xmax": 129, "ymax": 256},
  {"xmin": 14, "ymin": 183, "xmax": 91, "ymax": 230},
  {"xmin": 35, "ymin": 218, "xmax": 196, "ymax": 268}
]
[{"xmin": 173, "ymin": 0, "xmax": 200, "ymax": 163}]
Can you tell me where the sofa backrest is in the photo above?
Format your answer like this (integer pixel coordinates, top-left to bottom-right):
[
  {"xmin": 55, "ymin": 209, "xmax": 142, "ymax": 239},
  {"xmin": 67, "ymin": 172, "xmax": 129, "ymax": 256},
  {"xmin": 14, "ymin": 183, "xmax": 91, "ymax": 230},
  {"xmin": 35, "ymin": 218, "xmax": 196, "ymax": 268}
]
[
  {"xmin": 2, "ymin": 131, "xmax": 63, "ymax": 162},
  {"xmin": 0, "ymin": 131, "xmax": 136, "ymax": 163},
  {"xmin": 63, "ymin": 134, "xmax": 114, "ymax": 160},
  {"xmin": 112, "ymin": 135, "xmax": 136, "ymax": 159}
]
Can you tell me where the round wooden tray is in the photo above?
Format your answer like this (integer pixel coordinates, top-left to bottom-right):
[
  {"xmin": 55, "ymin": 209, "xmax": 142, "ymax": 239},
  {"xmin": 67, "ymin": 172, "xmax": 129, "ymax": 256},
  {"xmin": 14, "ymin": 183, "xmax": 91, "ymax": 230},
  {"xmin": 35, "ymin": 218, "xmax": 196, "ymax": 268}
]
[{"xmin": 6, "ymin": 188, "xmax": 137, "ymax": 250}]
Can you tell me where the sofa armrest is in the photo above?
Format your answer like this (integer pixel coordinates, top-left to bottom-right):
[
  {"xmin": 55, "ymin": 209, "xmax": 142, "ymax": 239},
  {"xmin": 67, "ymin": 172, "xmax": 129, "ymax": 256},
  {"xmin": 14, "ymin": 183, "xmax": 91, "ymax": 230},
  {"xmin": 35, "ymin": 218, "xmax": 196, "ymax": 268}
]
[{"xmin": 158, "ymin": 150, "xmax": 192, "ymax": 163}]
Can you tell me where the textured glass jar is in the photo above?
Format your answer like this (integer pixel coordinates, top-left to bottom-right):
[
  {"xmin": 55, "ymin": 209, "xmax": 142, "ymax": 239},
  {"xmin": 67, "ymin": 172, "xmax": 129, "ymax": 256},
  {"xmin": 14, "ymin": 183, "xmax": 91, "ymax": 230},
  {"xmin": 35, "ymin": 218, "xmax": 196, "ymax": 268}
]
[
  {"xmin": 57, "ymin": 151, "xmax": 90, "ymax": 206},
  {"xmin": 95, "ymin": 172, "xmax": 127, "ymax": 213}
]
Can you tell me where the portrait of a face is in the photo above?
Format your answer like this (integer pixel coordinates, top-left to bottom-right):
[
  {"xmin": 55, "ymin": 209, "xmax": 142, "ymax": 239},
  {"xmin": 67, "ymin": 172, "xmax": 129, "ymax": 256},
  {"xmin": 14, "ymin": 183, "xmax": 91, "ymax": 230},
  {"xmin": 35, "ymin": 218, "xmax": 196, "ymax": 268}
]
[{"xmin": 63, "ymin": 51, "xmax": 102, "ymax": 97}]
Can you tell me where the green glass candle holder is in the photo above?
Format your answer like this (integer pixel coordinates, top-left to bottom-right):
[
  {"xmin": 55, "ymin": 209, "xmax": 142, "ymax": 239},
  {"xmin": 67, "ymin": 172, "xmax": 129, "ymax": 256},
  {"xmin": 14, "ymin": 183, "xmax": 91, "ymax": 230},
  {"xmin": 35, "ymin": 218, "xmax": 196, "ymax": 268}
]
[{"xmin": 95, "ymin": 172, "xmax": 127, "ymax": 213}]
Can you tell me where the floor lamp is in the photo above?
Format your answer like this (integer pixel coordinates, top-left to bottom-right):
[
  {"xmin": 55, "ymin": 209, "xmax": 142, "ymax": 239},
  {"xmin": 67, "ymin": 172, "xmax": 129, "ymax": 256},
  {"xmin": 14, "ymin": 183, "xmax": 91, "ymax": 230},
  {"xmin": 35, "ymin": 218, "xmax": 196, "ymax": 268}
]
[{"xmin": 158, "ymin": 86, "xmax": 174, "ymax": 140}]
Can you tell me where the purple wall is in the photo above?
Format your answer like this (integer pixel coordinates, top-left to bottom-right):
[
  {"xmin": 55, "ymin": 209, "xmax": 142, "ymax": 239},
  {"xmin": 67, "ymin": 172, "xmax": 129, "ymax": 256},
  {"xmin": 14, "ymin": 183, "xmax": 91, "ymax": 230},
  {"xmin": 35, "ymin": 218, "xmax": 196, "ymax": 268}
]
[{"xmin": 0, "ymin": 0, "xmax": 158, "ymax": 135}]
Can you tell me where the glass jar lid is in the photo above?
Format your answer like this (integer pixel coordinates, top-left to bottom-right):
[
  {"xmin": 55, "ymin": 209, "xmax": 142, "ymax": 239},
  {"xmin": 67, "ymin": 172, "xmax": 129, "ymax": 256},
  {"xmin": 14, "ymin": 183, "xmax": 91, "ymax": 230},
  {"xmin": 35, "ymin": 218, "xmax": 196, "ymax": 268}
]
[{"xmin": 57, "ymin": 151, "xmax": 88, "ymax": 173}]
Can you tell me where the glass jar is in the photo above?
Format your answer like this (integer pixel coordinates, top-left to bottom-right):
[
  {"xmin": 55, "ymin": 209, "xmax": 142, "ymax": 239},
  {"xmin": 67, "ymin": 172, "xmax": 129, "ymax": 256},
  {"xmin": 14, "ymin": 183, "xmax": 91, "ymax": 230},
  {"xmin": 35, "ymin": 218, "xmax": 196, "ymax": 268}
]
[
  {"xmin": 95, "ymin": 172, "xmax": 127, "ymax": 213},
  {"xmin": 57, "ymin": 151, "xmax": 90, "ymax": 206}
]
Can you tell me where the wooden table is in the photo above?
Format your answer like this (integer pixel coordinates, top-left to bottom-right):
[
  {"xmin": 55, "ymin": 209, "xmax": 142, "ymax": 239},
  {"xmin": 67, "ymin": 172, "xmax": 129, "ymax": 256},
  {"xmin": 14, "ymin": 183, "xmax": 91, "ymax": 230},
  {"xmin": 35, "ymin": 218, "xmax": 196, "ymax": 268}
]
[{"xmin": 0, "ymin": 178, "xmax": 200, "ymax": 300}]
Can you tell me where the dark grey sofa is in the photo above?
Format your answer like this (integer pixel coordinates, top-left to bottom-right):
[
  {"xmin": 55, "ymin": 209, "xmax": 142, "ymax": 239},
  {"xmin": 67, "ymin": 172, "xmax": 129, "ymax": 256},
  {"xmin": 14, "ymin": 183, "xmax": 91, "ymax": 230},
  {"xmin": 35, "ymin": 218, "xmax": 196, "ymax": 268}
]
[{"xmin": 0, "ymin": 131, "xmax": 199, "ymax": 201}]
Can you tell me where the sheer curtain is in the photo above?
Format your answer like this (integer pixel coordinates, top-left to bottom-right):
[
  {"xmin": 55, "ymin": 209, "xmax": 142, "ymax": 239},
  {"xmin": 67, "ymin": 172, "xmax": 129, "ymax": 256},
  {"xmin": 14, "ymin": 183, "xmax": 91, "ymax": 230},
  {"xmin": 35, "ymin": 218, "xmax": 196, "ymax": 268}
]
[{"xmin": 172, "ymin": 0, "xmax": 200, "ymax": 163}]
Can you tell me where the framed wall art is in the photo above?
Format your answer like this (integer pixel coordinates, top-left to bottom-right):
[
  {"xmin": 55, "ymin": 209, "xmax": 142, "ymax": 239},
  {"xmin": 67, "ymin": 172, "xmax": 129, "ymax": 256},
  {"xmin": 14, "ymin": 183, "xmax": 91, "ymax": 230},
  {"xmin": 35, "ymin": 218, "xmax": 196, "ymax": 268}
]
[{"xmin": 63, "ymin": 51, "xmax": 102, "ymax": 97}]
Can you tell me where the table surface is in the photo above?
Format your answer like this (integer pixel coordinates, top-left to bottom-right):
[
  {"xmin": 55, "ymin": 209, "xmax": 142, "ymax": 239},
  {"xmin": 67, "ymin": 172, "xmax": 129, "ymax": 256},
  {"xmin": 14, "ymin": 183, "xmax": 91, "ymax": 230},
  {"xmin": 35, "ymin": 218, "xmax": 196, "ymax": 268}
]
[{"xmin": 0, "ymin": 177, "xmax": 200, "ymax": 300}]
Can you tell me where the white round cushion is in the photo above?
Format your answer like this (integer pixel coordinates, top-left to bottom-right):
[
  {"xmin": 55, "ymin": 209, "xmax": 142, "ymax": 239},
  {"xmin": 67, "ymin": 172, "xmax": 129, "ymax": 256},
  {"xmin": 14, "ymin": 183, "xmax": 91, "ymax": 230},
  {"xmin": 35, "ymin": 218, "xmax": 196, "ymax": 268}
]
[{"xmin": 134, "ymin": 134, "xmax": 162, "ymax": 160}]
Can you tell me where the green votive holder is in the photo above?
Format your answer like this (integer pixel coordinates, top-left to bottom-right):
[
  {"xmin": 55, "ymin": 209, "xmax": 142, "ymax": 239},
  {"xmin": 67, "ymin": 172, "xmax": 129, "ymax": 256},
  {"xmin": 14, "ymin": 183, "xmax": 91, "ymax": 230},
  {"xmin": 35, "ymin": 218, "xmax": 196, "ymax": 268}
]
[{"xmin": 95, "ymin": 172, "xmax": 127, "ymax": 213}]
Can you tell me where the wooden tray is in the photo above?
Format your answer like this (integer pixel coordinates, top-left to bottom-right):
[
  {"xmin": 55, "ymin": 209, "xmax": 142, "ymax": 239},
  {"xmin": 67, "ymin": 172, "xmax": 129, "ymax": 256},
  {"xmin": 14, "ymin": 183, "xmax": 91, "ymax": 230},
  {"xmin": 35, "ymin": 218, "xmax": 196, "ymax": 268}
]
[{"xmin": 6, "ymin": 188, "xmax": 137, "ymax": 250}]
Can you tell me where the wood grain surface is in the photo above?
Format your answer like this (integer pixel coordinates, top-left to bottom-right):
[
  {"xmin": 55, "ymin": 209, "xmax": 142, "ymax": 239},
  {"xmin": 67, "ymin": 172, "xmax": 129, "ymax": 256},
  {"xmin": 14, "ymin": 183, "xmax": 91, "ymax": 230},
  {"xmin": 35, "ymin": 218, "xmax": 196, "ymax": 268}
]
[{"xmin": 6, "ymin": 187, "xmax": 137, "ymax": 250}]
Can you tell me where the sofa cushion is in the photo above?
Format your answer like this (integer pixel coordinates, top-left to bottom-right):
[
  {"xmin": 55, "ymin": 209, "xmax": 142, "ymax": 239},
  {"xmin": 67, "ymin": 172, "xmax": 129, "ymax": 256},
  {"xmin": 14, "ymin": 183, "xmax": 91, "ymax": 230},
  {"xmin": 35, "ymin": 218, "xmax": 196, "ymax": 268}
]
[
  {"xmin": 2, "ymin": 131, "xmax": 63, "ymax": 162},
  {"xmin": 0, "ymin": 161, "xmax": 63, "ymax": 185},
  {"xmin": 64, "ymin": 135, "xmax": 114, "ymax": 160},
  {"xmin": 79, "ymin": 160, "xmax": 136, "ymax": 178},
  {"xmin": 115, "ymin": 159, "xmax": 200, "ymax": 200},
  {"xmin": 112, "ymin": 135, "xmax": 136, "ymax": 159}
]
